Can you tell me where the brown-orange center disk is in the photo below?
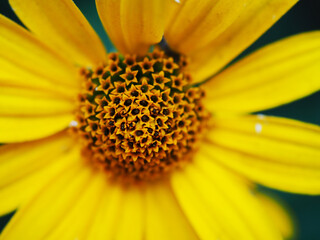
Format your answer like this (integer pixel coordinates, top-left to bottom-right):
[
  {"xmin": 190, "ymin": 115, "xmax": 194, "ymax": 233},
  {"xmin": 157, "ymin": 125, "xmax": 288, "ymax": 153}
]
[{"xmin": 73, "ymin": 49, "xmax": 210, "ymax": 182}]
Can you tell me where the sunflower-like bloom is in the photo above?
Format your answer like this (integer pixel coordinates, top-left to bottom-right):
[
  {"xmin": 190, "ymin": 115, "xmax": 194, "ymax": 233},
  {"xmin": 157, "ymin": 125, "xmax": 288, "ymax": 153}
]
[{"xmin": 0, "ymin": 0, "xmax": 319, "ymax": 239}]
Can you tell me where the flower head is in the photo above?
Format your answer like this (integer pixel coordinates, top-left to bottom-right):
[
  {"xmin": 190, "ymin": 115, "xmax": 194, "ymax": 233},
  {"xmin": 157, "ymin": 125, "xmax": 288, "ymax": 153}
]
[{"xmin": 0, "ymin": 0, "xmax": 319, "ymax": 239}]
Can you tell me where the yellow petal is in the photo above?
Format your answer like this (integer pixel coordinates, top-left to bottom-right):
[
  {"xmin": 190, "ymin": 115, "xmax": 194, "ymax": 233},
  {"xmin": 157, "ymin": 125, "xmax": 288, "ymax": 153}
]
[
  {"xmin": 114, "ymin": 187, "xmax": 144, "ymax": 240},
  {"xmin": 0, "ymin": 114, "xmax": 73, "ymax": 143},
  {"xmin": 204, "ymin": 31, "xmax": 320, "ymax": 113},
  {"xmin": 204, "ymin": 114, "xmax": 320, "ymax": 194},
  {"xmin": 0, "ymin": 59, "xmax": 76, "ymax": 98},
  {"xmin": 165, "ymin": 0, "xmax": 250, "ymax": 54},
  {"xmin": 171, "ymin": 170, "xmax": 221, "ymax": 240},
  {"xmin": 95, "ymin": 0, "xmax": 128, "ymax": 54},
  {"xmin": 0, "ymin": 162, "xmax": 93, "ymax": 240},
  {"xmin": 163, "ymin": 0, "xmax": 182, "ymax": 29},
  {"xmin": 9, "ymin": 0, "xmax": 107, "ymax": 67},
  {"xmin": 96, "ymin": 0, "xmax": 165, "ymax": 55},
  {"xmin": 171, "ymin": 154, "xmax": 282, "ymax": 240},
  {"xmin": 0, "ymin": 141, "xmax": 80, "ymax": 215},
  {"xmin": 0, "ymin": 86, "xmax": 75, "ymax": 116},
  {"xmin": 85, "ymin": 184, "xmax": 144, "ymax": 240},
  {"xmin": 0, "ymin": 132, "xmax": 73, "ymax": 187},
  {"xmin": 85, "ymin": 184, "xmax": 124, "ymax": 240},
  {"xmin": 0, "ymin": 15, "xmax": 79, "ymax": 88},
  {"xmin": 188, "ymin": 0, "xmax": 297, "ymax": 83},
  {"xmin": 257, "ymin": 194, "xmax": 294, "ymax": 239},
  {"xmin": 45, "ymin": 172, "xmax": 106, "ymax": 240},
  {"xmin": 145, "ymin": 181, "xmax": 198, "ymax": 240}
]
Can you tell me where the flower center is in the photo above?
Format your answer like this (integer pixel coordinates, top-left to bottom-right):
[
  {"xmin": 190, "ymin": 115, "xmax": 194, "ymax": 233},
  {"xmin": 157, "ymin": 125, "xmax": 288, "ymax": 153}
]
[{"xmin": 73, "ymin": 50, "xmax": 209, "ymax": 182}]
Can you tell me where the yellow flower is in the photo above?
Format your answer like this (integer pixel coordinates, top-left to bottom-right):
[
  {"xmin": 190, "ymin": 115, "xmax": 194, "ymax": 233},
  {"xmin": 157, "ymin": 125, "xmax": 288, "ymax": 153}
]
[{"xmin": 0, "ymin": 0, "xmax": 319, "ymax": 239}]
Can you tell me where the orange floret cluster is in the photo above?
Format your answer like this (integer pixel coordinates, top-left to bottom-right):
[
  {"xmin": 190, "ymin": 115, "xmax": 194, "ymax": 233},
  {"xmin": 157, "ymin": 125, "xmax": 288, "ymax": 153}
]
[{"xmin": 73, "ymin": 50, "xmax": 209, "ymax": 181}]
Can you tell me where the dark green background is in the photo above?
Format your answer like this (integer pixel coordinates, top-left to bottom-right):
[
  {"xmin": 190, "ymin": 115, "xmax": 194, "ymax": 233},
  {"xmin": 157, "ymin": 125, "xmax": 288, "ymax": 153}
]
[{"xmin": 0, "ymin": 0, "xmax": 319, "ymax": 239}]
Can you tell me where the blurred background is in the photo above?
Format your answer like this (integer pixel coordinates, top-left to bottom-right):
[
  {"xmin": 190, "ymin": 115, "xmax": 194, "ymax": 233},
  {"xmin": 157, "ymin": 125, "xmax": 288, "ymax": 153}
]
[{"xmin": 0, "ymin": 0, "xmax": 319, "ymax": 239}]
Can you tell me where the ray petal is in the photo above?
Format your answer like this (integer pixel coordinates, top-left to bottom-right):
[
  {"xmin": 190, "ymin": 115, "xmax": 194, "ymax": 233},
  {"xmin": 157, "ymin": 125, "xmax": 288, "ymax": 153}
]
[
  {"xmin": 0, "ymin": 162, "xmax": 93, "ymax": 240},
  {"xmin": 188, "ymin": 0, "xmax": 297, "ymax": 83},
  {"xmin": 0, "ymin": 86, "xmax": 75, "ymax": 116},
  {"xmin": 145, "ymin": 181, "xmax": 198, "ymax": 240},
  {"xmin": 0, "ymin": 15, "xmax": 79, "ymax": 88},
  {"xmin": 204, "ymin": 115, "xmax": 320, "ymax": 194},
  {"xmin": 0, "ymin": 136, "xmax": 80, "ymax": 215},
  {"xmin": 0, "ymin": 115, "xmax": 74, "ymax": 143},
  {"xmin": 204, "ymin": 31, "xmax": 320, "ymax": 113},
  {"xmin": 96, "ymin": 0, "xmax": 165, "ymax": 55},
  {"xmin": 171, "ymin": 154, "xmax": 282, "ymax": 240},
  {"xmin": 165, "ymin": 0, "xmax": 251, "ymax": 54},
  {"xmin": 9, "ymin": 0, "xmax": 107, "ymax": 67}
]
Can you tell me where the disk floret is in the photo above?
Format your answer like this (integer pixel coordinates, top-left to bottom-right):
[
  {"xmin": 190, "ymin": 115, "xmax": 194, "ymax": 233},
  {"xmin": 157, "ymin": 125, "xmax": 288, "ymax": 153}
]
[{"xmin": 74, "ymin": 50, "xmax": 209, "ymax": 181}]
